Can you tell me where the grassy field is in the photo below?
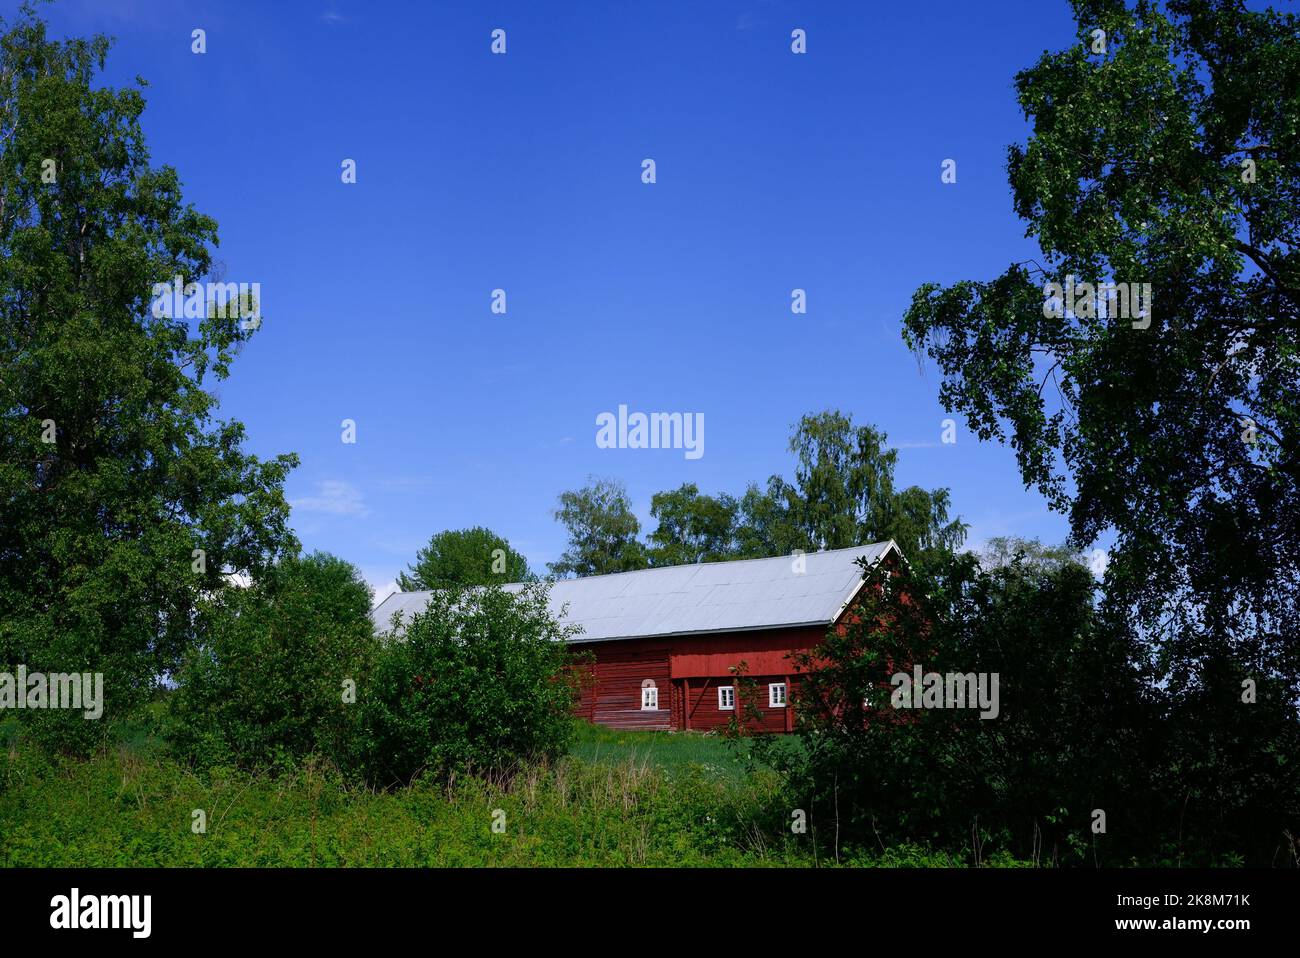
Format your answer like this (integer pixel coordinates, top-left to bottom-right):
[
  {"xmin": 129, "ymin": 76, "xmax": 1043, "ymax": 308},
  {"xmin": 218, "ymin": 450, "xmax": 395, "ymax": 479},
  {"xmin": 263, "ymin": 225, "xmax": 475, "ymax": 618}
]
[
  {"xmin": 569, "ymin": 722, "xmax": 751, "ymax": 778},
  {"xmin": 0, "ymin": 720, "xmax": 822, "ymax": 867},
  {"xmin": 0, "ymin": 719, "xmax": 993, "ymax": 867}
]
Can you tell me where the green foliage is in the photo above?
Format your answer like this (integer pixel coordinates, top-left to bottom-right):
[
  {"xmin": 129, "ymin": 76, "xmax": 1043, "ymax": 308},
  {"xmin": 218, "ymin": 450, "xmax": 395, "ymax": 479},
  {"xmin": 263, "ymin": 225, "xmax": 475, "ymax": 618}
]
[
  {"xmin": 625, "ymin": 411, "xmax": 969, "ymax": 571},
  {"xmin": 0, "ymin": 741, "xmax": 815, "ymax": 867},
  {"xmin": 782, "ymin": 411, "xmax": 898, "ymax": 550},
  {"xmin": 762, "ymin": 411, "xmax": 967, "ymax": 567},
  {"xmin": 549, "ymin": 476, "xmax": 647, "ymax": 576},
  {"xmin": 357, "ymin": 583, "xmax": 581, "ymax": 786},
  {"xmin": 893, "ymin": 0, "xmax": 1300, "ymax": 866},
  {"xmin": 397, "ymin": 527, "xmax": 533, "ymax": 591},
  {"xmin": 734, "ymin": 412, "xmax": 967, "ymax": 565},
  {"xmin": 165, "ymin": 552, "xmax": 374, "ymax": 772},
  {"xmin": 733, "ymin": 478, "xmax": 797, "ymax": 557},
  {"xmin": 646, "ymin": 483, "xmax": 739, "ymax": 566},
  {"xmin": 845, "ymin": 843, "xmax": 987, "ymax": 868},
  {"xmin": 776, "ymin": 552, "xmax": 1300, "ymax": 865},
  {"xmin": 778, "ymin": 555, "xmax": 1126, "ymax": 864},
  {"xmin": 883, "ymin": 484, "xmax": 966, "ymax": 570},
  {"xmin": 901, "ymin": 0, "xmax": 1300, "ymax": 692},
  {"xmin": 0, "ymin": 5, "xmax": 297, "ymax": 752}
]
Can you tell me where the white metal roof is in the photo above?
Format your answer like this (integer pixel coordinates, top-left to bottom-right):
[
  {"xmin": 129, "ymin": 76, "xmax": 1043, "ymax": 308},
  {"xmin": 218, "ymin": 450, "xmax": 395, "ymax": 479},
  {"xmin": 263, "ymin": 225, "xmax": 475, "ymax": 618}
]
[{"xmin": 371, "ymin": 541, "xmax": 898, "ymax": 644}]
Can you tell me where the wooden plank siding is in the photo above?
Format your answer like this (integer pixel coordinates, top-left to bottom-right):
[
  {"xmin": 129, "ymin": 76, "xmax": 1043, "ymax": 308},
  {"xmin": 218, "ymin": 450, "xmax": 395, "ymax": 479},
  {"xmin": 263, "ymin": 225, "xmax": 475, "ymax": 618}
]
[
  {"xmin": 573, "ymin": 625, "xmax": 825, "ymax": 734},
  {"xmin": 674, "ymin": 674, "xmax": 804, "ymax": 733},
  {"xmin": 574, "ymin": 639, "xmax": 673, "ymax": 730}
]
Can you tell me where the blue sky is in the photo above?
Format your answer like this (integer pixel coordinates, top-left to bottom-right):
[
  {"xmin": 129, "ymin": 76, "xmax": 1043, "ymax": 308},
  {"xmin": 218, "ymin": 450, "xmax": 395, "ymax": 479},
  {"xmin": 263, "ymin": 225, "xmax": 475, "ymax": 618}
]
[{"xmin": 39, "ymin": 0, "xmax": 1084, "ymax": 598}]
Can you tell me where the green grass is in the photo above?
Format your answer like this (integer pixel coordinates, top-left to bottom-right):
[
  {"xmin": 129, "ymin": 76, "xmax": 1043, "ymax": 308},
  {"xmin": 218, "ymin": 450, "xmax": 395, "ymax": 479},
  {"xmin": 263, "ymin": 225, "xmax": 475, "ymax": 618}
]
[
  {"xmin": 0, "ymin": 720, "xmax": 980, "ymax": 868},
  {"xmin": 568, "ymin": 721, "xmax": 752, "ymax": 779},
  {"xmin": 0, "ymin": 741, "xmax": 811, "ymax": 867}
]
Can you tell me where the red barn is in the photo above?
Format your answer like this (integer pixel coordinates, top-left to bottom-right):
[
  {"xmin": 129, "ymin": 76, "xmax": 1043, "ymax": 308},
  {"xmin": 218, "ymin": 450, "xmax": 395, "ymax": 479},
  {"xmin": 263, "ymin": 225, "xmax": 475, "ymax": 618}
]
[{"xmin": 372, "ymin": 541, "xmax": 901, "ymax": 733}]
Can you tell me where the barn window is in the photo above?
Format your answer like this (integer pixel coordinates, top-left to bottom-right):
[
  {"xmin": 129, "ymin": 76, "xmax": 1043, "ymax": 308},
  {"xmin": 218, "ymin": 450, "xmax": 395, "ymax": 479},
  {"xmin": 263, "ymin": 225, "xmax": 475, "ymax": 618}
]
[
  {"xmin": 641, "ymin": 686, "xmax": 659, "ymax": 710},
  {"xmin": 718, "ymin": 686, "xmax": 735, "ymax": 710},
  {"xmin": 769, "ymin": 682, "xmax": 787, "ymax": 708}
]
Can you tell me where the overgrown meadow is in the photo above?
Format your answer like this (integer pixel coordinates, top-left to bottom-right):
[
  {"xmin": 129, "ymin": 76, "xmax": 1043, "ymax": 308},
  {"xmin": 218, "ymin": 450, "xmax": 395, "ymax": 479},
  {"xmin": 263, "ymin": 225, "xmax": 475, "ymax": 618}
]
[{"xmin": 1, "ymin": 717, "xmax": 970, "ymax": 868}]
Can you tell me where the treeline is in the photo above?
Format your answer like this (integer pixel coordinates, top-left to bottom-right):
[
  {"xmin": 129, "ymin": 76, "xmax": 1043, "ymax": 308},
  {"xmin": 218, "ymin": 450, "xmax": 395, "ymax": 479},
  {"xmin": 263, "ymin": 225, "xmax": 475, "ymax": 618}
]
[
  {"xmin": 398, "ymin": 409, "xmax": 968, "ymax": 588},
  {"xmin": 547, "ymin": 411, "xmax": 967, "ymax": 577}
]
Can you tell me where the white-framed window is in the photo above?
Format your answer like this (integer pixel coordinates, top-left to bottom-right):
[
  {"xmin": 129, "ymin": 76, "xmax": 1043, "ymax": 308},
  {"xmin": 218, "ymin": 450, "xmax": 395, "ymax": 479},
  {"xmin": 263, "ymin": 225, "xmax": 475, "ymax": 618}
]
[
  {"xmin": 769, "ymin": 682, "xmax": 788, "ymax": 708},
  {"xmin": 718, "ymin": 685, "xmax": 735, "ymax": 711},
  {"xmin": 641, "ymin": 686, "xmax": 659, "ymax": 710}
]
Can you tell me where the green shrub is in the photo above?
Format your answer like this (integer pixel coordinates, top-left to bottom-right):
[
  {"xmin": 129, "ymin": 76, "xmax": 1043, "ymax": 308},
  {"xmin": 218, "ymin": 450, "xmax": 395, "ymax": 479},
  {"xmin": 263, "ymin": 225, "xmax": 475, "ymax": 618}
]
[
  {"xmin": 782, "ymin": 554, "xmax": 1157, "ymax": 866},
  {"xmin": 356, "ymin": 583, "xmax": 580, "ymax": 787},
  {"xmin": 0, "ymin": 741, "xmax": 812, "ymax": 867},
  {"xmin": 165, "ymin": 551, "xmax": 374, "ymax": 771}
]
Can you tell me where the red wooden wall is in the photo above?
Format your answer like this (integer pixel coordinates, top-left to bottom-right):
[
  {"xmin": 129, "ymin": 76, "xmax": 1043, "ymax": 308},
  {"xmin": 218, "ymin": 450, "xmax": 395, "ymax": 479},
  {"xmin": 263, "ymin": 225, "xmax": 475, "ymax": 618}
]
[
  {"xmin": 676, "ymin": 674, "xmax": 805, "ymax": 732},
  {"xmin": 575, "ymin": 639, "xmax": 673, "ymax": 731},
  {"xmin": 573, "ymin": 625, "xmax": 825, "ymax": 734}
]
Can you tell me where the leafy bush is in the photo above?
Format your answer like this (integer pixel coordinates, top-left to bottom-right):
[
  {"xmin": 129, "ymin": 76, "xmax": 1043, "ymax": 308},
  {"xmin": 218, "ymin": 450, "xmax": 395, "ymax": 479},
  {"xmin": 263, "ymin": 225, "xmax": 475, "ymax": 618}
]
[
  {"xmin": 772, "ymin": 554, "xmax": 1141, "ymax": 865},
  {"xmin": 356, "ymin": 583, "xmax": 581, "ymax": 787},
  {"xmin": 166, "ymin": 551, "xmax": 374, "ymax": 771},
  {"xmin": 765, "ymin": 552, "xmax": 1300, "ymax": 867}
]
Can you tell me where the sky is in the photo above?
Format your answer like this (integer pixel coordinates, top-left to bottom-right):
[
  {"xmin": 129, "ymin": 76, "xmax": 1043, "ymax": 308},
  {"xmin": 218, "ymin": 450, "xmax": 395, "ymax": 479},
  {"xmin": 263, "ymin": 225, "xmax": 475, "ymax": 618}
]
[{"xmin": 34, "ymin": 0, "xmax": 1087, "ymax": 601}]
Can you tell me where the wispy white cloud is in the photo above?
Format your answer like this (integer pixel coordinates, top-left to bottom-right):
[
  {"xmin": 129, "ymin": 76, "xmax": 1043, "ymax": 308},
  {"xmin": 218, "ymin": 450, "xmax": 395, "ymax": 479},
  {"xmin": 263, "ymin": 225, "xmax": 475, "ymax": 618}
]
[
  {"xmin": 292, "ymin": 480, "xmax": 370, "ymax": 518},
  {"xmin": 368, "ymin": 580, "xmax": 398, "ymax": 608}
]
